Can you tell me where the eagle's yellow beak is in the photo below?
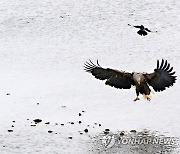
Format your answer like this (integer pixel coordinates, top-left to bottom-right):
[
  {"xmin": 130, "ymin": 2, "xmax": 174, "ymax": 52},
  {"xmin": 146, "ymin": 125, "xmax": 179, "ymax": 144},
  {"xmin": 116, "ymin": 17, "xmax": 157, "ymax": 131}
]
[{"xmin": 138, "ymin": 81, "xmax": 141, "ymax": 85}]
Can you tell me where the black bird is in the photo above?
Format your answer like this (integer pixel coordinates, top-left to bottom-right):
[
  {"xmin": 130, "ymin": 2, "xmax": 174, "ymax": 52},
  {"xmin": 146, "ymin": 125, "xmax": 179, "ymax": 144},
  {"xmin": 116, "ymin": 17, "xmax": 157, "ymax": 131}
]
[
  {"xmin": 133, "ymin": 25, "xmax": 151, "ymax": 36},
  {"xmin": 84, "ymin": 59, "xmax": 176, "ymax": 101}
]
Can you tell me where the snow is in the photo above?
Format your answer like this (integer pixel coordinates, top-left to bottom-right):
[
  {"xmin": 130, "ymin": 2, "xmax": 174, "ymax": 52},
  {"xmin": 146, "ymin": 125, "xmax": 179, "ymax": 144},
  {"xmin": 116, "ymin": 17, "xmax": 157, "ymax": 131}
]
[{"xmin": 0, "ymin": 0, "xmax": 180, "ymax": 153}]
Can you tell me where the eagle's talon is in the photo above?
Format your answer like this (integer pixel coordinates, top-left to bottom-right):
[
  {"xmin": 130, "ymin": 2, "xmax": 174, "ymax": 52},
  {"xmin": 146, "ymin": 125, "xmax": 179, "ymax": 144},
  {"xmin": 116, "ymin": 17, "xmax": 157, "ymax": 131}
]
[
  {"xmin": 147, "ymin": 97, "xmax": 151, "ymax": 101},
  {"xmin": 134, "ymin": 97, "xmax": 140, "ymax": 101}
]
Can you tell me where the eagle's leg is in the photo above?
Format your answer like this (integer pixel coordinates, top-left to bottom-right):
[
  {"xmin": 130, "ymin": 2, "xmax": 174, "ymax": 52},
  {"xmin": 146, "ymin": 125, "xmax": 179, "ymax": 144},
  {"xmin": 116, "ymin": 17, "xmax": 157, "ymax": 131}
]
[{"xmin": 134, "ymin": 89, "xmax": 140, "ymax": 101}]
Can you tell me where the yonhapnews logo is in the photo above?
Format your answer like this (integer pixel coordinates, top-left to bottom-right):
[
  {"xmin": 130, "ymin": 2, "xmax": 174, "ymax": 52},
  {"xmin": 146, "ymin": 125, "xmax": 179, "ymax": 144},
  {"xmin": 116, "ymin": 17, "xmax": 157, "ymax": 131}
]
[{"xmin": 101, "ymin": 133, "xmax": 178, "ymax": 149}]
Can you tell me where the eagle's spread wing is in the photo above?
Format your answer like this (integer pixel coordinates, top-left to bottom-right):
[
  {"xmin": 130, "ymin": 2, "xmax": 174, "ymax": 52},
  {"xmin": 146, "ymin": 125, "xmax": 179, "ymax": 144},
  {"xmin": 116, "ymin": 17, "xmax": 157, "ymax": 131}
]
[
  {"xmin": 84, "ymin": 60, "xmax": 134, "ymax": 89},
  {"xmin": 144, "ymin": 59, "xmax": 176, "ymax": 92}
]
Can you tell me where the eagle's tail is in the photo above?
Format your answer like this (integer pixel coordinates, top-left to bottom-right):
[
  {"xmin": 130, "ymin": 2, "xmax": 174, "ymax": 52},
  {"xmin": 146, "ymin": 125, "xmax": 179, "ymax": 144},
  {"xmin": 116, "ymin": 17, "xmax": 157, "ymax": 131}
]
[
  {"xmin": 143, "ymin": 86, "xmax": 155, "ymax": 100},
  {"xmin": 140, "ymin": 82, "xmax": 152, "ymax": 100}
]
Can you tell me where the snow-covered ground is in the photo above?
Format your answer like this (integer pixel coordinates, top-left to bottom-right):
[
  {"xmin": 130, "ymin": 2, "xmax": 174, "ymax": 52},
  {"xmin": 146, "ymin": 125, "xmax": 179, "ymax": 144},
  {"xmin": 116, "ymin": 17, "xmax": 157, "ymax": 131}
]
[{"xmin": 0, "ymin": 0, "xmax": 180, "ymax": 153}]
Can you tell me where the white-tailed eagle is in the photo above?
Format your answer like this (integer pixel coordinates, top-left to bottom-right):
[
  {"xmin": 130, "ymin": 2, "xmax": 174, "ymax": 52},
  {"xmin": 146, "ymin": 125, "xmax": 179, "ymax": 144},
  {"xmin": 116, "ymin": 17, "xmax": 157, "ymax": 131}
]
[{"xmin": 84, "ymin": 59, "xmax": 176, "ymax": 101}]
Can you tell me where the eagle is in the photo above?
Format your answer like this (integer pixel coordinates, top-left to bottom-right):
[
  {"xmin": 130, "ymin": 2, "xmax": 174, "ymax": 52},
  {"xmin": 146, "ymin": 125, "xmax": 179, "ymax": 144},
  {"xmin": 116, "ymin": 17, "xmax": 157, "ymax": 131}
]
[{"xmin": 84, "ymin": 59, "xmax": 176, "ymax": 101}]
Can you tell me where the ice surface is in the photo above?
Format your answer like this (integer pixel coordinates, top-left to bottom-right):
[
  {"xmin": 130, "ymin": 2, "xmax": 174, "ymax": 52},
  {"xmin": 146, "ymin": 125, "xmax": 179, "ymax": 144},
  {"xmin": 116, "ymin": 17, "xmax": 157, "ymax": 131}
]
[{"xmin": 0, "ymin": 0, "xmax": 180, "ymax": 153}]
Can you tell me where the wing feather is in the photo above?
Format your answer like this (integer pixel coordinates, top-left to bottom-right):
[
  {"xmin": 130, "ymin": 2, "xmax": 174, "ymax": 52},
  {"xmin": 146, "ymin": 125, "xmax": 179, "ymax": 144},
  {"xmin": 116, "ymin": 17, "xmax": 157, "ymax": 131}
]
[
  {"xmin": 159, "ymin": 59, "xmax": 164, "ymax": 69},
  {"xmin": 84, "ymin": 60, "xmax": 134, "ymax": 89},
  {"xmin": 162, "ymin": 60, "xmax": 167, "ymax": 70},
  {"xmin": 134, "ymin": 26, "xmax": 142, "ymax": 28},
  {"xmin": 144, "ymin": 59, "xmax": 176, "ymax": 92},
  {"xmin": 164, "ymin": 63, "xmax": 170, "ymax": 71},
  {"xmin": 145, "ymin": 28, "xmax": 151, "ymax": 32},
  {"xmin": 157, "ymin": 60, "xmax": 160, "ymax": 69}
]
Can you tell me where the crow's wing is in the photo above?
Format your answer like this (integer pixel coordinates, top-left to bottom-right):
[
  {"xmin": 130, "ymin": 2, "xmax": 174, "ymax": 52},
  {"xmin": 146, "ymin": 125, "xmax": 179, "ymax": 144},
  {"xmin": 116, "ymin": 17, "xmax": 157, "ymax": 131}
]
[
  {"xmin": 134, "ymin": 26, "xmax": 142, "ymax": 28},
  {"xmin": 145, "ymin": 28, "xmax": 151, "ymax": 32},
  {"xmin": 84, "ymin": 60, "xmax": 134, "ymax": 89},
  {"xmin": 144, "ymin": 59, "xmax": 176, "ymax": 92}
]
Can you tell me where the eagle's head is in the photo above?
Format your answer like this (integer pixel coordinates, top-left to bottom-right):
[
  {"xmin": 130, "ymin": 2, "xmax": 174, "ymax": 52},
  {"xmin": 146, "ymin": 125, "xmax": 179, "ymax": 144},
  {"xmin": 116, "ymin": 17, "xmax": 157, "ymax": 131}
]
[{"xmin": 132, "ymin": 72, "xmax": 144, "ymax": 85}]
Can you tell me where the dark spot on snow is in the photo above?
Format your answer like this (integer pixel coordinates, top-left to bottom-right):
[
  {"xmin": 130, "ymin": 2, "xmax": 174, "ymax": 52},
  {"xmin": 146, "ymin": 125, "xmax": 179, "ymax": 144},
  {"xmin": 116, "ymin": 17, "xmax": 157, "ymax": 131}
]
[
  {"xmin": 33, "ymin": 119, "xmax": 42, "ymax": 124},
  {"xmin": 79, "ymin": 113, "xmax": 82, "ymax": 116},
  {"xmin": 12, "ymin": 121, "xmax": 15, "ymax": 123},
  {"xmin": 80, "ymin": 132, "xmax": 83, "ymax": 135},
  {"xmin": 48, "ymin": 130, "xmax": 53, "ymax": 133},
  {"xmin": 130, "ymin": 130, "xmax": 137, "ymax": 133},
  {"xmin": 6, "ymin": 93, "xmax": 10, "ymax": 95},
  {"xmin": 8, "ymin": 130, "xmax": 13, "ymax": 132},
  {"xmin": 45, "ymin": 122, "xmax": 50, "ymax": 124},
  {"xmin": 11, "ymin": 125, "xmax": 14, "ymax": 127},
  {"xmin": 61, "ymin": 124, "xmax": 64, "ymax": 126},
  {"xmin": 142, "ymin": 131, "xmax": 149, "ymax": 135},
  {"xmin": 94, "ymin": 123, "xmax": 97, "ymax": 125},
  {"xmin": 78, "ymin": 121, "xmax": 82, "ymax": 124},
  {"xmin": 105, "ymin": 129, "xmax": 110, "ymax": 132},
  {"xmin": 120, "ymin": 131, "xmax": 125, "ymax": 136},
  {"xmin": 70, "ymin": 122, "xmax": 74, "ymax": 124},
  {"xmin": 55, "ymin": 123, "xmax": 58, "ymax": 125},
  {"xmin": 27, "ymin": 119, "xmax": 29, "ymax": 120},
  {"xmin": 37, "ymin": 103, "xmax": 39, "ymax": 105},
  {"xmin": 84, "ymin": 129, "xmax": 88, "ymax": 133},
  {"xmin": 82, "ymin": 110, "xmax": 85, "ymax": 113},
  {"xmin": 68, "ymin": 137, "xmax": 73, "ymax": 139},
  {"xmin": 3, "ymin": 146, "xmax": 6, "ymax": 147},
  {"xmin": 61, "ymin": 106, "xmax": 66, "ymax": 108},
  {"xmin": 103, "ymin": 131, "xmax": 109, "ymax": 135},
  {"xmin": 87, "ymin": 125, "xmax": 90, "ymax": 127},
  {"xmin": 30, "ymin": 125, "xmax": 36, "ymax": 127},
  {"xmin": 99, "ymin": 124, "xmax": 101, "ymax": 127}
]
